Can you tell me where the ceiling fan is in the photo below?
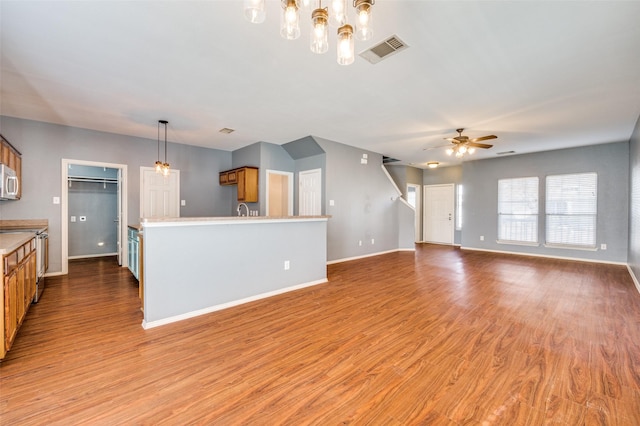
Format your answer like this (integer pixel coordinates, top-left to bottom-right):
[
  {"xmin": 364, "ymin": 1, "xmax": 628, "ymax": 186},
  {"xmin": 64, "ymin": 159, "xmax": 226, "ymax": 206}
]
[{"xmin": 442, "ymin": 128, "xmax": 497, "ymax": 157}]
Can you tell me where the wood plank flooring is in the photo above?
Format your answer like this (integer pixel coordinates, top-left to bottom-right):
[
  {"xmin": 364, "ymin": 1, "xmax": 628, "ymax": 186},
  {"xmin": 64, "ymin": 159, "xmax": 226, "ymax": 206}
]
[{"xmin": 1, "ymin": 245, "xmax": 639, "ymax": 425}]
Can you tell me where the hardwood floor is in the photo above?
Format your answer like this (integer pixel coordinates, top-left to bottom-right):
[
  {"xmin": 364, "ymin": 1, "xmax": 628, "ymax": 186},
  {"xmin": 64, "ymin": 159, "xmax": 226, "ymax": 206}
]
[{"xmin": 1, "ymin": 245, "xmax": 639, "ymax": 425}]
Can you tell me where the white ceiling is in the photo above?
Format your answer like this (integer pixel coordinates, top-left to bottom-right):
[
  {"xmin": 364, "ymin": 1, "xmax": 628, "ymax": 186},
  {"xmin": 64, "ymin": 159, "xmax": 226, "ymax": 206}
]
[{"xmin": 2, "ymin": 1, "xmax": 640, "ymax": 168}]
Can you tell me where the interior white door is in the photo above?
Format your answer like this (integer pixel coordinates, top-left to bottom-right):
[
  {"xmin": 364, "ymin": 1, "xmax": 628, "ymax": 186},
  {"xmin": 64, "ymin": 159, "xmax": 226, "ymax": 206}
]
[
  {"xmin": 141, "ymin": 167, "xmax": 180, "ymax": 218},
  {"xmin": 298, "ymin": 168, "xmax": 322, "ymax": 216},
  {"xmin": 423, "ymin": 184, "xmax": 454, "ymax": 244}
]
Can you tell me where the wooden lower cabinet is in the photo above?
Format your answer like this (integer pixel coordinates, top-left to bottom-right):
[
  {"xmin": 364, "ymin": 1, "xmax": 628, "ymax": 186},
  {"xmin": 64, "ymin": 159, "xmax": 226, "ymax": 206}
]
[{"xmin": 2, "ymin": 238, "xmax": 36, "ymax": 357}]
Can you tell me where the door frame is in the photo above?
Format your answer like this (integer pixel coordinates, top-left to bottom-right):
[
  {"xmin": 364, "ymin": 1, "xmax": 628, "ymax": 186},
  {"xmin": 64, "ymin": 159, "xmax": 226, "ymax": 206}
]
[
  {"xmin": 61, "ymin": 159, "xmax": 128, "ymax": 275},
  {"xmin": 407, "ymin": 183, "xmax": 422, "ymax": 242},
  {"xmin": 265, "ymin": 170, "xmax": 293, "ymax": 216},
  {"xmin": 422, "ymin": 183, "xmax": 455, "ymax": 245}
]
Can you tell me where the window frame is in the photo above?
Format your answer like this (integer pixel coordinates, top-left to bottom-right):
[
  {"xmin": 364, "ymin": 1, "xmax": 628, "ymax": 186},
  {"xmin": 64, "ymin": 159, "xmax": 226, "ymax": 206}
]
[
  {"xmin": 545, "ymin": 172, "xmax": 598, "ymax": 249},
  {"xmin": 497, "ymin": 176, "xmax": 540, "ymax": 245}
]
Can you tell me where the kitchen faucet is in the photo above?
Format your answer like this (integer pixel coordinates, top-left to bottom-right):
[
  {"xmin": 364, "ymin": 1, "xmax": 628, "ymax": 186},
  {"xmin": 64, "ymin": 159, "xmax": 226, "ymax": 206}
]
[{"xmin": 237, "ymin": 202, "xmax": 249, "ymax": 217}]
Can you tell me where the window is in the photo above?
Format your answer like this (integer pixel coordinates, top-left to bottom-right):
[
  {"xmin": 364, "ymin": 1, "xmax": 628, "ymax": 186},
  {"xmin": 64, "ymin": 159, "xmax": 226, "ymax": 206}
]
[
  {"xmin": 545, "ymin": 172, "xmax": 597, "ymax": 248},
  {"xmin": 456, "ymin": 184, "xmax": 463, "ymax": 230},
  {"xmin": 498, "ymin": 177, "xmax": 539, "ymax": 244}
]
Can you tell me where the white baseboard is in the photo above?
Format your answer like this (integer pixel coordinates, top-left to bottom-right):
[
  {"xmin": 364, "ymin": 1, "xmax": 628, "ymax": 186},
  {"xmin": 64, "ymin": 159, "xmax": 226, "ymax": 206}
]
[
  {"xmin": 141, "ymin": 278, "xmax": 328, "ymax": 329},
  {"xmin": 460, "ymin": 246, "xmax": 627, "ymax": 266},
  {"xmin": 68, "ymin": 253, "xmax": 118, "ymax": 260},
  {"xmin": 627, "ymin": 264, "xmax": 640, "ymax": 295},
  {"xmin": 327, "ymin": 248, "xmax": 415, "ymax": 265}
]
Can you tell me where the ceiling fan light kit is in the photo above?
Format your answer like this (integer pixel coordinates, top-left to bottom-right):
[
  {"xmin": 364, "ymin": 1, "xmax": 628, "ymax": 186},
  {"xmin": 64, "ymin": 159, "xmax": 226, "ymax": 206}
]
[{"xmin": 244, "ymin": 0, "xmax": 374, "ymax": 65}]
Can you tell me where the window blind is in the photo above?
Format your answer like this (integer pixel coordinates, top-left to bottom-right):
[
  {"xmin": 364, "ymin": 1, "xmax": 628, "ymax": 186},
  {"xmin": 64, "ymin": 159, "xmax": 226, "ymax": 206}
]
[
  {"xmin": 498, "ymin": 177, "xmax": 539, "ymax": 243},
  {"xmin": 546, "ymin": 172, "xmax": 597, "ymax": 247}
]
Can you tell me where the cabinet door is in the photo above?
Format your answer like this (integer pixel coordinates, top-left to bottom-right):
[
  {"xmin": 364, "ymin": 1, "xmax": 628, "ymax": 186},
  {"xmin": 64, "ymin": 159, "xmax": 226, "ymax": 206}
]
[
  {"xmin": 4, "ymin": 272, "xmax": 18, "ymax": 350},
  {"xmin": 227, "ymin": 170, "xmax": 237, "ymax": 184},
  {"xmin": 219, "ymin": 171, "xmax": 229, "ymax": 185},
  {"xmin": 24, "ymin": 251, "xmax": 36, "ymax": 307},
  {"xmin": 16, "ymin": 263, "xmax": 25, "ymax": 325},
  {"xmin": 238, "ymin": 167, "xmax": 258, "ymax": 202}
]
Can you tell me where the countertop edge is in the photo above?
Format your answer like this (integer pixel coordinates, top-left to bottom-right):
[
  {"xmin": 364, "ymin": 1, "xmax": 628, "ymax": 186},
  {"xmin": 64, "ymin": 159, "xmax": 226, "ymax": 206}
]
[{"xmin": 141, "ymin": 216, "xmax": 330, "ymax": 228}]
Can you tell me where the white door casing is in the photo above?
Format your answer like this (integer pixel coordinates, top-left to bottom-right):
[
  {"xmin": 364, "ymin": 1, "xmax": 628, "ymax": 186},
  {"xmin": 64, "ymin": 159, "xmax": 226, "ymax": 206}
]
[
  {"xmin": 61, "ymin": 159, "xmax": 128, "ymax": 275},
  {"xmin": 266, "ymin": 170, "xmax": 293, "ymax": 216},
  {"xmin": 140, "ymin": 167, "xmax": 180, "ymax": 218},
  {"xmin": 423, "ymin": 183, "xmax": 455, "ymax": 245},
  {"xmin": 407, "ymin": 183, "xmax": 421, "ymax": 242},
  {"xmin": 299, "ymin": 168, "xmax": 322, "ymax": 216}
]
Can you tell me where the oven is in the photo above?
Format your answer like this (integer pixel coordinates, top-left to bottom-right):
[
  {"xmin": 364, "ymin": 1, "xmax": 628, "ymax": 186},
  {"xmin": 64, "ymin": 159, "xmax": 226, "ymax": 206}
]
[{"xmin": 33, "ymin": 230, "xmax": 48, "ymax": 303}]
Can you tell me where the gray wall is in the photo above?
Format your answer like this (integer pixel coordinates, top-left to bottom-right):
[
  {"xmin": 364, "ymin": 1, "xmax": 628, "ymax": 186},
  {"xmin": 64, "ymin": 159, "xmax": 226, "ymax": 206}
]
[
  {"xmin": 314, "ymin": 136, "xmax": 404, "ymax": 262},
  {"xmin": 461, "ymin": 142, "xmax": 629, "ymax": 263},
  {"xmin": 629, "ymin": 115, "xmax": 640, "ymax": 283},
  {"xmin": 143, "ymin": 219, "xmax": 327, "ymax": 325},
  {"xmin": 0, "ymin": 116, "xmax": 233, "ymax": 273}
]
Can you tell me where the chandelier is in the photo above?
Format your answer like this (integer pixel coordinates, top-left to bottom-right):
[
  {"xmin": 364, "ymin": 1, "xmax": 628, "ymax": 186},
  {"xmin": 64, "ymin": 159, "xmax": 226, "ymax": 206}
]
[
  {"xmin": 155, "ymin": 120, "xmax": 170, "ymax": 176},
  {"xmin": 243, "ymin": 0, "xmax": 375, "ymax": 66}
]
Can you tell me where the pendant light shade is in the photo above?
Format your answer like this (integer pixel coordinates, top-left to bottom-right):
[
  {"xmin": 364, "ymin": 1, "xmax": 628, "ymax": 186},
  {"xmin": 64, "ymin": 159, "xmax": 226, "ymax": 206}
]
[
  {"xmin": 310, "ymin": 7, "xmax": 329, "ymax": 54},
  {"xmin": 337, "ymin": 23, "xmax": 354, "ymax": 65},
  {"xmin": 244, "ymin": 0, "xmax": 266, "ymax": 23},
  {"xmin": 354, "ymin": 0, "xmax": 373, "ymax": 41},
  {"xmin": 280, "ymin": 0, "xmax": 301, "ymax": 40}
]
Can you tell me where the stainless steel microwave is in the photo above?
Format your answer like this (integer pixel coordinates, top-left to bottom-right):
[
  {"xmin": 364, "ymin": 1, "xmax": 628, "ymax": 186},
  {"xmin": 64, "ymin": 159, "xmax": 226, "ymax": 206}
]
[{"xmin": 0, "ymin": 164, "xmax": 19, "ymax": 200}]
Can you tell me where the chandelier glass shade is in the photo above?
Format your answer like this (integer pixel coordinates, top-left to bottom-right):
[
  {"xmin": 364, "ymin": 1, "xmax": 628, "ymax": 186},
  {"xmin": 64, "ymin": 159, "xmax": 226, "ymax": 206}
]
[
  {"xmin": 310, "ymin": 8, "xmax": 329, "ymax": 54},
  {"xmin": 446, "ymin": 145, "xmax": 476, "ymax": 158},
  {"xmin": 244, "ymin": 0, "xmax": 266, "ymax": 23},
  {"xmin": 244, "ymin": 0, "xmax": 374, "ymax": 65},
  {"xmin": 280, "ymin": 0, "xmax": 301, "ymax": 40}
]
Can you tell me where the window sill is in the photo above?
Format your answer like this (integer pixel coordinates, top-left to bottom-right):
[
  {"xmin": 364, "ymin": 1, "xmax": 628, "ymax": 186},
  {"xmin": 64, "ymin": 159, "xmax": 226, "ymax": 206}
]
[
  {"xmin": 496, "ymin": 240, "xmax": 540, "ymax": 247},
  {"xmin": 543, "ymin": 244, "xmax": 598, "ymax": 251}
]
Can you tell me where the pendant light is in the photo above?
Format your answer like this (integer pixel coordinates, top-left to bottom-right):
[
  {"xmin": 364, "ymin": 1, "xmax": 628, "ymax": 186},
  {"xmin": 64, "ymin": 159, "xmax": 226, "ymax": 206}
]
[
  {"xmin": 244, "ymin": 0, "xmax": 266, "ymax": 23},
  {"xmin": 354, "ymin": 0, "xmax": 374, "ymax": 41},
  {"xmin": 156, "ymin": 120, "xmax": 170, "ymax": 176},
  {"xmin": 337, "ymin": 23, "xmax": 354, "ymax": 65},
  {"xmin": 280, "ymin": 0, "xmax": 301, "ymax": 40},
  {"xmin": 310, "ymin": 4, "xmax": 329, "ymax": 54}
]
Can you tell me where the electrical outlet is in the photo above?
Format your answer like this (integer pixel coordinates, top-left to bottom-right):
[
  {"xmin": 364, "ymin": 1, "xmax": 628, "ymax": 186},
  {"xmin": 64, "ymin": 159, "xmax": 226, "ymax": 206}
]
[
  {"xmin": 53, "ymin": 196, "xmax": 60, "ymax": 205},
  {"xmin": 480, "ymin": 235, "xmax": 485, "ymax": 241},
  {"xmin": 600, "ymin": 244, "xmax": 607, "ymax": 250},
  {"xmin": 70, "ymin": 216, "xmax": 76, "ymax": 222},
  {"xmin": 329, "ymin": 200, "xmax": 335, "ymax": 206},
  {"xmin": 371, "ymin": 238, "xmax": 375, "ymax": 244},
  {"xmin": 181, "ymin": 200, "xmax": 186, "ymax": 206},
  {"xmin": 284, "ymin": 260, "xmax": 290, "ymax": 270},
  {"xmin": 358, "ymin": 240, "xmax": 362, "ymax": 246}
]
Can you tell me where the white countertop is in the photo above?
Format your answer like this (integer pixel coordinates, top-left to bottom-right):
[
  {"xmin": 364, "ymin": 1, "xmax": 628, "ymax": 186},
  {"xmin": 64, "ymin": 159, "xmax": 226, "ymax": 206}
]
[
  {"xmin": 0, "ymin": 231, "xmax": 36, "ymax": 255},
  {"xmin": 141, "ymin": 215, "xmax": 330, "ymax": 228}
]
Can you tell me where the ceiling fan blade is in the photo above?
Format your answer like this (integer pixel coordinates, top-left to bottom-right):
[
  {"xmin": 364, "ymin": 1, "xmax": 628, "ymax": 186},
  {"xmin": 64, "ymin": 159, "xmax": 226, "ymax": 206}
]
[
  {"xmin": 470, "ymin": 135, "xmax": 497, "ymax": 142},
  {"xmin": 467, "ymin": 142, "xmax": 493, "ymax": 149}
]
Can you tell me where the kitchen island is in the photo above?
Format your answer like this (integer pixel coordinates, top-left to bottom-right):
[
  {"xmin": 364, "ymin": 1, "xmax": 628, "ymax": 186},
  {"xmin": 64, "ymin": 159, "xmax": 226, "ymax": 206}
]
[{"xmin": 140, "ymin": 216, "xmax": 329, "ymax": 328}]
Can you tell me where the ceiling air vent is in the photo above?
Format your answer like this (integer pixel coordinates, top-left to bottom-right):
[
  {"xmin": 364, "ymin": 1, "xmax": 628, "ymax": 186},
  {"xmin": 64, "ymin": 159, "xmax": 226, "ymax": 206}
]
[{"xmin": 360, "ymin": 35, "xmax": 409, "ymax": 64}]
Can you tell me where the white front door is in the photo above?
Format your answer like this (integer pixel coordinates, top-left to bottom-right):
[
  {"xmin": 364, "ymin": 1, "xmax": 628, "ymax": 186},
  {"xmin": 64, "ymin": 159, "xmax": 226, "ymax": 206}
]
[
  {"xmin": 423, "ymin": 184, "xmax": 454, "ymax": 245},
  {"xmin": 299, "ymin": 168, "xmax": 322, "ymax": 216},
  {"xmin": 141, "ymin": 167, "xmax": 180, "ymax": 218}
]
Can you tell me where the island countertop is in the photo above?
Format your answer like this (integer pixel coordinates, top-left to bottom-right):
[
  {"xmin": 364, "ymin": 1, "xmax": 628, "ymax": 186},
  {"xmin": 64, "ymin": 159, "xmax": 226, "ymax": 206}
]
[{"xmin": 141, "ymin": 215, "xmax": 330, "ymax": 227}]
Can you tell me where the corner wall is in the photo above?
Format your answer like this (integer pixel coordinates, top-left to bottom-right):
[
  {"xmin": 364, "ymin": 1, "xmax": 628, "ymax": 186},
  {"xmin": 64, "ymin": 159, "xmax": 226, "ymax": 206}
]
[{"xmin": 629, "ymin": 115, "xmax": 640, "ymax": 288}]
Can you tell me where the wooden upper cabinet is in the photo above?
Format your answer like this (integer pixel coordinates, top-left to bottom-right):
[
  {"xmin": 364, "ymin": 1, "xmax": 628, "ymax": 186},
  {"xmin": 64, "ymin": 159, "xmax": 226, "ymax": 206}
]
[{"xmin": 219, "ymin": 166, "xmax": 258, "ymax": 202}]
